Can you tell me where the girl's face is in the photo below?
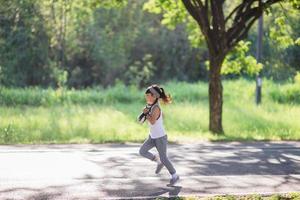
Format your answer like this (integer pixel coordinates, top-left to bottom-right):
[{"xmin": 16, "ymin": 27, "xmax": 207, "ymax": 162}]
[{"xmin": 145, "ymin": 93, "xmax": 156, "ymax": 104}]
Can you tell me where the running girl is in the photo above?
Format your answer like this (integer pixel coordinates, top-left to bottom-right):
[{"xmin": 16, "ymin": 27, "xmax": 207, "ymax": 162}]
[{"xmin": 138, "ymin": 84, "xmax": 179, "ymax": 186}]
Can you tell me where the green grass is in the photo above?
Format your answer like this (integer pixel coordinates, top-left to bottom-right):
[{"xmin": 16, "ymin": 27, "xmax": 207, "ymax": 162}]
[
  {"xmin": 1, "ymin": 79, "xmax": 300, "ymax": 144},
  {"xmin": 155, "ymin": 192, "xmax": 300, "ymax": 200},
  {"xmin": 156, "ymin": 192, "xmax": 300, "ymax": 200}
]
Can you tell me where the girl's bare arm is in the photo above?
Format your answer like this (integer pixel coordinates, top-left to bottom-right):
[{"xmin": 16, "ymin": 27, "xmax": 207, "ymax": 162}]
[{"xmin": 146, "ymin": 106, "xmax": 160, "ymax": 125}]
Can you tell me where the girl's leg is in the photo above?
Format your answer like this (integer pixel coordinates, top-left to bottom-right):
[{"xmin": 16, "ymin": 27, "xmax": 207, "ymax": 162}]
[
  {"xmin": 155, "ymin": 135, "xmax": 176, "ymax": 175},
  {"xmin": 139, "ymin": 135, "xmax": 155, "ymax": 160}
]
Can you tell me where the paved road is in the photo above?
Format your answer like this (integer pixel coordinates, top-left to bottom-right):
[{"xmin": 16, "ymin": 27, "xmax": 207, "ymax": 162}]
[{"xmin": 1, "ymin": 141, "xmax": 300, "ymax": 199}]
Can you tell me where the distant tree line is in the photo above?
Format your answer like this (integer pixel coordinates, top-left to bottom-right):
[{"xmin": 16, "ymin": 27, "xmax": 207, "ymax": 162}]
[{"xmin": 0, "ymin": 0, "xmax": 299, "ymax": 88}]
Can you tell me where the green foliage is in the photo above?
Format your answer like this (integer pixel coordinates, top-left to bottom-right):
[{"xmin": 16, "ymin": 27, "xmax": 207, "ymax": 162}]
[
  {"xmin": 295, "ymin": 71, "xmax": 300, "ymax": 84},
  {"xmin": 0, "ymin": 65, "xmax": 3, "ymax": 85},
  {"xmin": 289, "ymin": 0, "xmax": 300, "ymax": 9},
  {"xmin": 50, "ymin": 63, "xmax": 68, "ymax": 89},
  {"xmin": 143, "ymin": 0, "xmax": 204, "ymax": 47},
  {"xmin": 270, "ymin": 16, "xmax": 295, "ymax": 49},
  {"xmin": 222, "ymin": 41, "xmax": 263, "ymax": 76},
  {"xmin": 204, "ymin": 41, "xmax": 263, "ymax": 76},
  {"xmin": 0, "ymin": 0, "xmax": 50, "ymax": 87},
  {"xmin": 144, "ymin": 0, "xmax": 300, "ymax": 82},
  {"xmin": 125, "ymin": 54, "xmax": 156, "ymax": 88},
  {"xmin": 143, "ymin": 0, "xmax": 186, "ymax": 29},
  {"xmin": 2, "ymin": 80, "xmax": 300, "ymax": 144},
  {"xmin": 245, "ymin": 2, "xmax": 300, "ymax": 81},
  {"xmin": 185, "ymin": 18, "xmax": 205, "ymax": 48},
  {"xmin": 295, "ymin": 38, "xmax": 300, "ymax": 45},
  {"xmin": 0, "ymin": 124, "xmax": 19, "ymax": 144},
  {"xmin": 0, "ymin": 0, "xmax": 299, "ymax": 87},
  {"xmin": 269, "ymin": 82, "xmax": 300, "ymax": 104},
  {"xmin": 91, "ymin": 0, "xmax": 127, "ymax": 8}
]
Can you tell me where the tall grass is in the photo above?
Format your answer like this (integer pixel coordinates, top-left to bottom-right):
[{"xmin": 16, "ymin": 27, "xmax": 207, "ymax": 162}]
[
  {"xmin": 0, "ymin": 84, "xmax": 142, "ymax": 106},
  {"xmin": 1, "ymin": 79, "xmax": 300, "ymax": 144}
]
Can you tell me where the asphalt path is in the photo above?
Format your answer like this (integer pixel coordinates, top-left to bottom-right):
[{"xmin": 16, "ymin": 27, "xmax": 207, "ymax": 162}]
[{"xmin": 1, "ymin": 141, "xmax": 300, "ymax": 199}]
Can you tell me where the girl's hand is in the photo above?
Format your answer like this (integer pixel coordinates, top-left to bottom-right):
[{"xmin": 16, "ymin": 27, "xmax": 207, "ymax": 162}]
[{"xmin": 143, "ymin": 108, "xmax": 150, "ymax": 114}]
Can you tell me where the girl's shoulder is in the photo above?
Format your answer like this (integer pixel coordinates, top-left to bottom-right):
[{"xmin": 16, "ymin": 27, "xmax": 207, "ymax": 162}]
[{"xmin": 151, "ymin": 103, "xmax": 161, "ymax": 112}]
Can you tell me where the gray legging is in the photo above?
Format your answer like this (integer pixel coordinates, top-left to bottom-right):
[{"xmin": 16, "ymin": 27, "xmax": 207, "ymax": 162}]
[{"xmin": 139, "ymin": 134, "xmax": 176, "ymax": 175}]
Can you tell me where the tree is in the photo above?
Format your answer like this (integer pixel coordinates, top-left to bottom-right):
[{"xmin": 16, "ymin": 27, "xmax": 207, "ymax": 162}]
[
  {"xmin": 0, "ymin": 0, "xmax": 50, "ymax": 87},
  {"xmin": 144, "ymin": 0, "xmax": 299, "ymax": 134}
]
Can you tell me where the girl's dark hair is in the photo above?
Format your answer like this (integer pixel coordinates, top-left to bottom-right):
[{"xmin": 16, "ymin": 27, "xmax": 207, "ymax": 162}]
[{"xmin": 145, "ymin": 84, "xmax": 172, "ymax": 104}]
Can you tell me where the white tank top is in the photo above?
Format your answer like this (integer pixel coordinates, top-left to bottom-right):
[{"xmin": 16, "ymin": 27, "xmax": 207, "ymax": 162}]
[{"xmin": 148, "ymin": 104, "xmax": 166, "ymax": 139}]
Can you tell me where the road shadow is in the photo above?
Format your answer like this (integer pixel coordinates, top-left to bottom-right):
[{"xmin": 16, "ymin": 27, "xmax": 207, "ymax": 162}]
[{"xmin": 1, "ymin": 141, "xmax": 300, "ymax": 199}]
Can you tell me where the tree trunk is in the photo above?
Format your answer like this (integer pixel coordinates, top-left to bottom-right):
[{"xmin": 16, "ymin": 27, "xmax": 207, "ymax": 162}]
[{"xmin": 209, "ymin": 56, "xmax": 224, "ymax": 134}]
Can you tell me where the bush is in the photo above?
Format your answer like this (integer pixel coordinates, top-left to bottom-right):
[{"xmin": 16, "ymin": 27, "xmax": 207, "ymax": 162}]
[{"xmin": 269, "ymin": 83, "xmax": 300, "ymax": 104}]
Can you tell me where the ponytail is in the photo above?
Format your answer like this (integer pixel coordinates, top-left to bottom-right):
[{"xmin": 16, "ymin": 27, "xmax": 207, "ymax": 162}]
[
  {"xmin": 146, "ymin": 84, "xmax": 172, "ymax": 104},
  {"xmin": 159, "ymin": 87, "xmax": 172, "ymax": 104}
]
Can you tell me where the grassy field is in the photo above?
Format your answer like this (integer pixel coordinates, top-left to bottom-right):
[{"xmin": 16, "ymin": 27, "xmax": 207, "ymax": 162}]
[{"xmin": 0, "ymin": 79, "xmax": 300, "ymax": 144}]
